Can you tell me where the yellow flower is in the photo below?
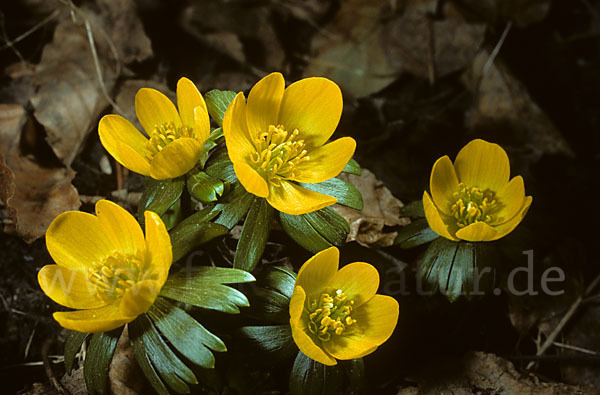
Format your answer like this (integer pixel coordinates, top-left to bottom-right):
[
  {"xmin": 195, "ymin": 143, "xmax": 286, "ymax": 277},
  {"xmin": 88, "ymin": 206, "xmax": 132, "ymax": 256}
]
[
  {"xmin": 289, "ymin": 247, "xmax": 399, "ymax": 366},
  {"xmin": 423, "ymin": 139, "xmax": 533, "ymax": 242},
  {"xmin": 38, "ymin": 200, "xmax": 172, "ymax": 333},
  {"xmin": 223, "ymin": 72, "xmax": 356, "ymax": 215},
  {"xmin": 99, "ymin": 78, "xmax": 211, "ymax": 180}
]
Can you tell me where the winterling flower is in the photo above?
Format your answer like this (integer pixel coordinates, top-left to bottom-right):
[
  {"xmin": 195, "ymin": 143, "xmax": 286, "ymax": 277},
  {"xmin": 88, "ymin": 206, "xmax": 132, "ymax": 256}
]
[
  {"xmin": 99, "ymin": 77, "xmax": 210, "ymax": 180},
  {"xmin": 223, "ymin": 72, "xmax": 356, "ymax": 215},
  {"xmin": 38, "ymin": 200, "xmax": 172, "ymax": 333},
  {"xmin": 289, "ymin": 247, "xmax": 399, "ymax": 365},
  {"xmin": 423, "ymin": 139, "xmax": 532, "ymax": 242}
]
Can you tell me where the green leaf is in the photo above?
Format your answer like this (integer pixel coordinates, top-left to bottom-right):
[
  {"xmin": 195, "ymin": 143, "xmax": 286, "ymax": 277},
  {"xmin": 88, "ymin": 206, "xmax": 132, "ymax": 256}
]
[
  {"xmin": 299, "ymin": 178, "xmax": 363, "ymax": 210},
  {"xmin": 160, "ymin": 269, "xmax": 252, "ymax": 313},
  {"xmin": 187, "ymin": 169, "xmax": 224, "ymax": 203},
  {"xmin": 178, "ymin": 266, "xmax": 256, "ymax": 284},
  {"xmin": 342, "ymin": 158, "xmax": 361, "ymax": 175},
  {"xmin": 239, "ymin": 325, "xmax": 296, "ymax": 359},
  {"xmin": 303, "ymin": 207, "xmax": 350, "ymax": 247},
  {"xmin": 149, "ymin": 298, "xmax": 227, "ymax": 368},
  {"xmin": 205, "ymin": 148, "xmax": 236, "ymax": 184},
  {"xmin": 394, "ymin": 219, "xmax": 439, "ymax": 248},
  {"xmin": 214, "ymin": 182, "xmax": 254, "ymax": 229},
  {"xmin": 204, "ymin": 89, "xmax": 237, "ymax": 126},
  {"xmin": 246, "ymin": 286, "xmax": 291, "ymax": 324},
  {"xmin": 129, "ymin": 319, "xmax": 170, "ymax": 395},
  {"xmin": 130, "ymin": 314, "xmax": 197, "ymax": 393},
  {"xmin": 83, "ymin": 328, "xmax": 122, "ymax": 395},
  {"xmin": 279, "ymin": 211, "xmax": 333, "ymax": 253},
  {"xmin": 400, "ymin": 200, "xmax": 425, "ymax": 218},
  {"xmin": 261, "ymin": 266, "xmax": 296, "ymax": 299},
  {"xmin": 234, "ymin": 197, "xmax": 274, "ymax": 272},
  {"xmin": 138, "ymin": 177, "xmax": 185, "ymax": 222},
  {"xmin": 418, "ymin": 238, "xmax": 495, "ymax": 302},
  {"xmin": 169, "ymin": 207, "xmax": 228, "ymax": 262},
  {"xmin": 290, "ymin": 351, "xmax": 344, "ymax": 395},
  {"xmin": 64, "ymin": 330, "xmax": 87, "ymax": 375}
]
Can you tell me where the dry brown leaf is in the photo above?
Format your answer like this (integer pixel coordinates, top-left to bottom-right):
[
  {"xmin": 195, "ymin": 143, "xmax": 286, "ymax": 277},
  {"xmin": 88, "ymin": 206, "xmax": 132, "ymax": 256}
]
[
  {"xmin": 464, "ymin": 49, "xmax": 573, "ymax": 160},
  {"xmin": 336, "ymin": 169, "xmax": 410, "ymax": 248},
  {"xmin": 415, "ymin": 352, "xmax": 589, "ymax": 394},
  {"xmin": 30, "ymin": 0, "xmax": 151, "ymax": 167},
  {"xmin": 454, "ymin": 0, "xmax": 551, "ymax": 28},
  {"xmin": 0, "ymin": 104, "xmax": 81, "ymax": 242},
  {"xmin": 304, "ymin": 0, "xmax": 396, "ymax": 98},
  {"xmin": 305, "ymin": 0, "xmax": 485, "ymax": 98},
  {"xmin": 109, "ymin": 327, "xmax": 145, "ymax": 395},
  {"xmin": 181, "ymin": 0, "xmax": 284, "ymax": 70}
]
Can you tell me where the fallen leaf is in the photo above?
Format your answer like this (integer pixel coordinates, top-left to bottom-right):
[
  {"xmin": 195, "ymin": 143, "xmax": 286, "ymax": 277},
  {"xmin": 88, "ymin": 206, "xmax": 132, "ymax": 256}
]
[
  {"xmin": 109, "ymin": 327, "xmax": 145, "ymax": 395},
  {"xmin": 0, "ymin": 104, "xmax": 80, "ymax": 242},
  {"xmin": 415, "ymin": 352, "xmax": 588, "ymax": 393},
  {"xmin": 454, "ymin": 0, "xmax": 552, "ymax": 28},
  {"xmin": 336, "ymin": 169, "xmax": 410, "ymax": 248},
  {"xmin": 463, "ymin": 49, "xmax": 574, "ymax": 161},
  {"xmin": 30, "ymin": 0, "xmax": 152, "ymax": 167},
  {"xmin": 305, "ymin": 0, "xmax": 485, "ymax": 97}
]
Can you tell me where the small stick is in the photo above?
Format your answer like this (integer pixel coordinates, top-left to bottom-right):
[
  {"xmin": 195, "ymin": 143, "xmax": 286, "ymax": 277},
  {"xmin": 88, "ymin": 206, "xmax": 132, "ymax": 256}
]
[
  {"xmin": 526, "ymin": 273, "xmax": 600, "ymax": 369},
  {"xmin": 553, "ymin": 341, "xmax": 598, "ymax": 356},
  {"xmin": 482, "ymin": 21, "xmax": 512, "ymax": 76},
  {"xmin": 42, "ymin": 338, "xmax": 68, "ymax": 394},
  {"xmin": 0, "ymin": 9, "xmax": 60, "ymax": 50}
]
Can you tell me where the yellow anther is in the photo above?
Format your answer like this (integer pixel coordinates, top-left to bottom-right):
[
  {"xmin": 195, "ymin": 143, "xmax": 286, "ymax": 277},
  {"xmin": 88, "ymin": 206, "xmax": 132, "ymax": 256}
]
[
  {"xmin": 450, "ymin": 183, "xmax": 498, "ymax": 228},
  {"xmin": 307, "ymin": 289, "xmax": 356, "ymax": 341}
]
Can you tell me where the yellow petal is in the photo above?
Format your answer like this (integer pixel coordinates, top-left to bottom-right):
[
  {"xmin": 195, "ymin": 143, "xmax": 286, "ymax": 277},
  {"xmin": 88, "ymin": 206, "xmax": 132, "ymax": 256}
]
[
  {"xmin": 278, "ymin": 77, "xmax": 343, "ymax": 149},
  {"xmin": 490, "ymin": 196, "xmax": 532, "ymax": 241},
  {"xmin": 119, "ymin": 280, "xmax": 161, "ymax": 317},
  {"xmin": 54, "ymin": 305, "xmax": 130, "ymax": 333},
  {"xmin": 266, "ymin": 181, "xmax": 337, "ymax": 215},
  {"xmin": 116, "ymin": 141, "xmax": 151, "ymax": 176},
  {"xmin": 494, "ymin": 176, "xmax": 526, "ymax": 224},
  {"xmin": 149, "ymin": 137, "xmax": 203, "ymax": 180},
  {"xmin": 423, "ymin": 191, "xmax": 459, "ymax": 241},
  {"xmin": 329, "ymin": 262, "xmax": 379, "ymax": 307},
  {"xmin": 289, "ymin": 286, "xmax": 306, "ymax": 326},
  {"xmin": 430, "ymin": 155, "xmax": 459, "ymax": 215},
  {"xmin": 95, "ymin": 200, "xmax": 145, "ymax": 257},
  {"xmin": 454, "ymin": 139, "xmax": 510, "ymax": 192},
  {"xmin": 295, "ymin": 247, "xmax": 339, "ymax": 297},
  {"xmin": 176, "ymin": 77, "xmax": 203, "ymax": 127},
  {"xmin": 289, "ymin": 287, "xmax": 337, "ymax": 366},
  {"xmin": 223, "ymin": 92, "xmax": 255, "ymax": 164},
  {"xmin": 455, "ymin": 221, "xmax": 498, "ymax": 242},
  {"xmin": 46, "ymin": 211, "xmax": 114, "ymax": 270},
  {"xmin": 323, "ymin": 295, "xmax": 398, "ymax": 360},
  {"xmin": 135, "ymin": 88, "xmax": 182, "ymax": 136},
  {"xmin": 233, "ymin": 161, "xmax": 269, "ymax": 198},
  {"xmin": 98, "ymin": 115, "xmax": 151, "ymax": 175},
  {"xmin": 144, "ymin": 211, "xmax": 172, "ymax": 283},
  {"xmin": 246, "ymin": 72, "xmax": 285, "ymax": 136},
  {"xmin": 194, "ymin": 106, "xmax": 210, "ymax": 144},
  {"xmin": 292, "ymin": 137, "xmax": 356, "ymax": 184},
  {"xmin": 38, "ymin": 265, "xmax": 105, "ymax": 309}
]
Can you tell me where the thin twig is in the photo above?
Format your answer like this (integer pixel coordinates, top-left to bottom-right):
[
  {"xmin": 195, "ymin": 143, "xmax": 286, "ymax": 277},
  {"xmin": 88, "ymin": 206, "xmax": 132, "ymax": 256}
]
[
  {"xmin": 482, "ymin": 21, "xmax": 512, "ymax": 76},
  {"xmin": 43, "ymin": 338, "xmax": 68, "ymax": 395},
  {"xmin": 526, "ymin": 273, "xmax": 600, "ymax": 369},
  {"xmin": 56, "ymin": 0, "xmax": 124, "ymax": 115},
  {"xmin": 24, "ymin": 324, "xmax": 37, "ymax": 359},
  {"xmin": 0, "ymin": 9, "xmax": 60, "ymax": 50},
  {"xmin": 554, "ymin": 341, "xmax": 599, "ymax": 356}
]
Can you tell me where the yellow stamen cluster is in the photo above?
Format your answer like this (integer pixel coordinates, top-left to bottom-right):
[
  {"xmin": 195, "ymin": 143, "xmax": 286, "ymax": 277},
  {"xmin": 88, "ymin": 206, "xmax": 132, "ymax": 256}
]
[
  {"xmin": 145, "ymin": 122, "xmax": 197, "ymax": 160},
  {"xmin": 88, "ymin": 251, "xmax": 146, "ymax": 303},
  {"xmin": 451, "ymin": 183, "xmax": 498, "ymax": 228},
  {"xmin": 250, "ymin": 124, "xmax": 309, "ymax": 186},
  {"xmin": 307, "ymin": 289, "xmax": 356, "ymax": 342}
]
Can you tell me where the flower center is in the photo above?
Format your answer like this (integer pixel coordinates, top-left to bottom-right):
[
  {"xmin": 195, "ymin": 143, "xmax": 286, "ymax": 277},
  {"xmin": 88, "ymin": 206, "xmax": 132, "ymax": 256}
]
[
  {"xmin": 450, "ymin": 183, "xmax": 498, "ymax": 228},
  {"xmin": 307, "ymin": 289, "xmax": 356, "ymax": 342},
  {"xmin": 88, "ymin": 251, "xmax": 146, "ymax": 302},
  {"xmin": 250, "ymin": 124, "xmax": 309, "ymax": 186},
  {"xmin": 145, "ymin": 122, "xmax": 197, "ymax": 160}
]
